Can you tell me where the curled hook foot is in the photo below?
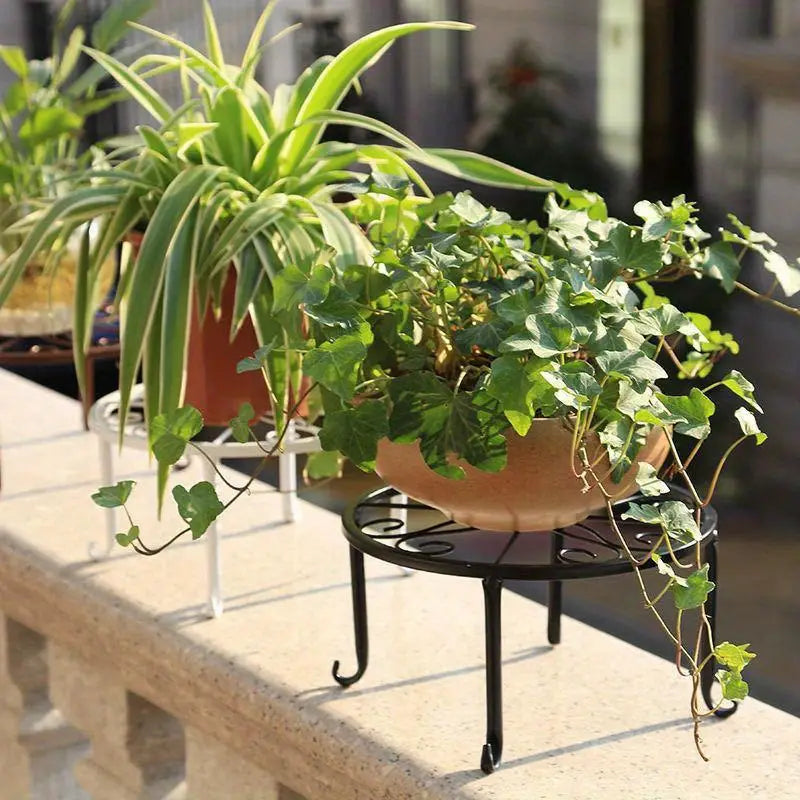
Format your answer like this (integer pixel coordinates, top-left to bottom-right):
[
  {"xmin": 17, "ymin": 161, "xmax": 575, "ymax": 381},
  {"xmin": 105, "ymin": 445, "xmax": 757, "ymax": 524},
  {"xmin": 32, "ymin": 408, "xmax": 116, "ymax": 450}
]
[
  {"xmin": 713, "ymin": 702, "xmax": 738, "ymax": 719},
  {"xmin": 480, "ymin": 742, "xmax": 500, "ymax": 774},
  {"xmin": 332, "ymin": 659, "xmax": 365, "ymax": 687}
]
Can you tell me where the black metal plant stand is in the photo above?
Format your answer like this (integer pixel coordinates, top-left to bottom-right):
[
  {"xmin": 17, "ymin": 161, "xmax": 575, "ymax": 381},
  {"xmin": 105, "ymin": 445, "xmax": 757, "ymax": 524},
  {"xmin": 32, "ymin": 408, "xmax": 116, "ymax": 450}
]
[{"xmin": 332, "ymin": 486, "xmax": 737, "ymax": 774}]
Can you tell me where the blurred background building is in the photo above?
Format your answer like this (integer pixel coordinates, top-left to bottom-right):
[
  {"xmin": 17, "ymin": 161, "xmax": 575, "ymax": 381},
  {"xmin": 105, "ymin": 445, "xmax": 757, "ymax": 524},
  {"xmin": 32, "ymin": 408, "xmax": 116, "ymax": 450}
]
[{"xmin": 2, "ymin": 0, "xmax": 798, "ymax": 713}]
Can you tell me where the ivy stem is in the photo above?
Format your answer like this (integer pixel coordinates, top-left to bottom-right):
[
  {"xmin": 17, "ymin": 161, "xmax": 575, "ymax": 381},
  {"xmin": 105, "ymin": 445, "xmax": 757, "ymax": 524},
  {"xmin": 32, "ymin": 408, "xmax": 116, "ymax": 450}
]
[
  {"xmin": 701, "ymin": 436, "xmax": 747, "ymax": 507},
  {"xmin": 733, "ymin": 280, "xmax": 800, "ymax": 318},
  {"xmin": 187, "ymin": 441, "xmax": 248, "ymax": 491},
  {"xmin": 664, "ymin": 430, "xmax": 703, "ymax": 507},
  {"xmin": 660, "ymin": 337, "xmax": 686, "ymax": 374},
  {"xmin": 131, "ymin": 382, "xmax": 319, "ymax": 555}
]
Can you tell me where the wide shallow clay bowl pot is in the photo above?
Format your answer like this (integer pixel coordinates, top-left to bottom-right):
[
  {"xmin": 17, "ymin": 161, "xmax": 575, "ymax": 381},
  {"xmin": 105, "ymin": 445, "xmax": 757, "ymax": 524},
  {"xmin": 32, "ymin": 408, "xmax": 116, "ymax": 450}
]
[{"xmin": 375, "ymin": 418, "xmax": 670, "ymax": 531}]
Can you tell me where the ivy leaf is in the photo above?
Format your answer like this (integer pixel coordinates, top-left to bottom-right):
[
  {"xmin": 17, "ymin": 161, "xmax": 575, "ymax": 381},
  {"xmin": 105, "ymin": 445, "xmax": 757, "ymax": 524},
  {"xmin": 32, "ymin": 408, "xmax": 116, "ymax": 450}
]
[
  {"xmin": 653, "ymin": 389, "xmax": 716, "ymax": 440},
  {"xmin": 717, "ymin": 370, "xmax": 762, "ymax": 413},
  {"xmin": 229, "ymin": 402, "xmax": 255, "ymax": 444},
  {"xmin": 714, "ymin": 642, "xmax": 756, "ymax": 672},
  {"xmin": 716, "ymin": 668, "xmax": 749, "ymax": 701},
  {"xmin": 734, "ymin": 407, "xmax": 767, "ymax": 445},
  {"xmin": 485, "ymin": 354, "xmax": 540, "ymax": 436},
  {"xmin": 544, "ymin": 194, "xmax": 591, "ymax": 239},
  {"xmin": 454, "ymin": 318, "xmax": 512, "ymax": 354},
  {"xmin": 651, "ymin": 553, "xmax": 688, "ymax": 586},
  {"xmin": 595, "ymin": 350, "xmax": 667, "ymax": 391},
  {"xmin": 172, "ymin": 481, "xmax": 225, "ymax": 540},
  {"xmin": 634, "ymin": 198, "xmax": 692, "ymax": 241},
  {"xmin": 699, "ymin": 241, "xmax": 740, "ymax": 293},
  {"xmin": 622, "ymin": 500, "xmax": 701, "ymax": 542},
  {"xmin": 318, "ymin": 399, "xmax": 388, "ymax": 470},
  {"xmin": 450, "ymin": 192, "xmax": 509, "ymax": 228},
  {"xmin": 635, "ymin": 462, "xmax": 669, "ymax": 496},
  {"xmin": 616, "ymin": 384, "xmax": 653, "ymax": 420},
  {"xmin": 723, "ymin": 213, "xmax": 776, "ymax": 247},
  {"xmin": 150, "ymin": 406, "xmax": 204, "ymax": 465},
  {"xmin": 303, "ymin": 334, "xmax": 367, "ymax": 400},
  {"xmin": 762, "ymin": 249, "xmax": 800, "ymax": 297},
  {"xmin": 494, "ymin": 290, "xmax": 537, "ymax": 325},
  {"xmin": 598, "ymin": 419, "xmax": 648, "ymax": 483},
  {"xmin": 304, "ymin": 450, "xmax": 343, "ymax": 480},
  {"xmin": 236, "ymin": 339, "xmax": 280, "ymax": 373},
  {"xmin": 595, "ymin": 222, "xmax": 664, "ymax": 276},
  {"xmin": 542, "ymin": 361, "xmax": 601, "ymax": 410},
  {"xmin": 388, "ymin": 373, "xmax": 453, "ymax": 442},
  {"xmin": 272, "ymin": 263, "xmax": 333, "ymax": 312},
  {"xmin": 670, "ymin": 564, "xmax": 715, "ymax": 610},
  {"xmin": 92, "ymin": 480, "xmax": 136, "ymax": 508},
  {"xmin": 631, "ymin": 304, "xmax": 698, "ymax": 337},
  {"xmin": 686, "ymin": 313, "xmax": 739, "ymax": 355},
  {"xmin": 302, "ymin": 287, "xmax": 363, "ymax": 332},
  {"xmin": 115, "ymin": 525, "xmax": 140, "ymax": 548},
  {"xmin": 388, "ymin": 376, "xmax": 506, "ymax": 478},
  {"xmin": 501, "ymin": 312, "xmax": 576, "ymax": 358}
]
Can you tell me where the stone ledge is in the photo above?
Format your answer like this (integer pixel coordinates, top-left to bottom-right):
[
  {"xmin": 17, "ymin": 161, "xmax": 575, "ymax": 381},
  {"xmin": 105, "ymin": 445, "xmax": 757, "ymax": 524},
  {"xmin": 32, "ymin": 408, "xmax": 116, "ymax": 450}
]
[{"xmin": 1, "ymin": 369, "xmax": 799, "ymax": 799}]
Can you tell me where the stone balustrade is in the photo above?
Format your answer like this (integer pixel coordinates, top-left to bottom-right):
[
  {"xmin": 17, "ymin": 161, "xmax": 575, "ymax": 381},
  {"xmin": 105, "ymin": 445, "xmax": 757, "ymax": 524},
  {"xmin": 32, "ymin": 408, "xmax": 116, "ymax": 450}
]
[{"xmin": 1, "ymin": 368, "xmax": 799, "ymax": 800}]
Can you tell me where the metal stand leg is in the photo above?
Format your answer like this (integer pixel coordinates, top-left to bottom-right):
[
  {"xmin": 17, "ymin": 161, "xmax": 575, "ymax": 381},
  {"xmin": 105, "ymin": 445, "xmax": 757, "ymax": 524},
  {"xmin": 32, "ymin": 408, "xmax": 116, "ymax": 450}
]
[
  {"xmin": 481, "ymin": 576, "xmax": 503, "ymax": 774},
  {"xmin": 89, "ymin": 439, "xmax": 116, "ymax": 560},
  {"xmin": 333, "ymin": 546, "xmax": 369, "ymax": 686},
  {"xmin": 548, "ymin": 531, "xmax": 563, "ymax": 645},
  {"xmin": 279, "ymin": 421, "xmax": 298, "ymax": 523},
  {"xmin": 700, "ymin": 533, "xmax": 737, "ymax": 718},
  {"xmin": 203, "ymin": 460, "xmax": 223, "ymax": 619},
  {"xmin": 395, "ymin": 492, "xmax": 413, "ymax": 577}
]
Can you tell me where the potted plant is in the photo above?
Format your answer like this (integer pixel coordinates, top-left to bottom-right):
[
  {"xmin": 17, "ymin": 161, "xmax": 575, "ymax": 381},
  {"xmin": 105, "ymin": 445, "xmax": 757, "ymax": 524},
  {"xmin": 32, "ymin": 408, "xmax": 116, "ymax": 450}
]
[
  {"xmin": 1, "ymin": 2, "xmax": 551, "ymax": 505},
  {"xmin": 95, "ymin": 175, "xmax": 800, "ymax": 757},
  {"xmin": 0, "ymin": 0, "xmax": 151, "ymax": 336}
]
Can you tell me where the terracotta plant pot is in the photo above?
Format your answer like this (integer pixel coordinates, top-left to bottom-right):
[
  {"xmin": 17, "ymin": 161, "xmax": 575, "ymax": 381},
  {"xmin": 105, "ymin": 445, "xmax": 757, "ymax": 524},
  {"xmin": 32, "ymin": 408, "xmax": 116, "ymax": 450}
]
[
  {"xmin": 184, "ymin": 274, "xmax": 271, "ymax": 426},
  {"xmin": 125, "ymin": 232, "xmax": 269, "ymax": 426},
  {"xmin": 375, "ymin": 419, "xmax": 670, "ymax": 531}
]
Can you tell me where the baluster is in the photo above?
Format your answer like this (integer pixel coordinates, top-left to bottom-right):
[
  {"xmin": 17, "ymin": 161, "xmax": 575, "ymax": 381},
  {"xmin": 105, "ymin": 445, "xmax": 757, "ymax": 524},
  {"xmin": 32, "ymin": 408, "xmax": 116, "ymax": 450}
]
[
  {"xmin": 0, "ymin": 614, "xmax": 88, "ymax": 800},
  {"xmin": 48, "ymin": 643, "xmax": 186, "ymax": 799},
  {"xmin": 185, "ymin": 727, "xmax": 281, "ymax": 799}
]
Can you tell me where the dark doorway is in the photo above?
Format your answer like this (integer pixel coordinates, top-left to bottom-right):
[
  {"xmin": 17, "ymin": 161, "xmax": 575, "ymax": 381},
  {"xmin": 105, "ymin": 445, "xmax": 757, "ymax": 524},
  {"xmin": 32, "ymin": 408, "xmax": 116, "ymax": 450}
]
[{"xmin": 640, "ymin": 0, "xmax": 699, "ymax": 200}]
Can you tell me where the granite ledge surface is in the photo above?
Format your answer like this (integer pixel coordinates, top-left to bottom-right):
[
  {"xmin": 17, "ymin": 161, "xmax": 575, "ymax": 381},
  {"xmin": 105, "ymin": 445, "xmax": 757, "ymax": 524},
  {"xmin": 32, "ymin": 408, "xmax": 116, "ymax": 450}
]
[{"xmin": 1, "ymin": 368, "xmax": 799, "ymax": 800}]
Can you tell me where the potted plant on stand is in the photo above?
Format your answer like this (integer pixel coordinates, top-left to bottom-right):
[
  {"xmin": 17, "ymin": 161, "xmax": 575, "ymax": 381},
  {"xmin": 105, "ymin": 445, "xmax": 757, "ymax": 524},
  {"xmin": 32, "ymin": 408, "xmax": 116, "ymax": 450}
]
[{"xmin": 101, "ymin": 176, "xmax": 799, "ymax": 758}]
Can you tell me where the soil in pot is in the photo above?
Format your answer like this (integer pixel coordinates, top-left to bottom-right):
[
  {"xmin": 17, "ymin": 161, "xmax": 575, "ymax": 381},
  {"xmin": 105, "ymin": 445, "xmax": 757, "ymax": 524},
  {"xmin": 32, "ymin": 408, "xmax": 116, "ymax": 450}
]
[{"xmin": 375, "ymin": 418, "xmax": 670, "ymax": 531}]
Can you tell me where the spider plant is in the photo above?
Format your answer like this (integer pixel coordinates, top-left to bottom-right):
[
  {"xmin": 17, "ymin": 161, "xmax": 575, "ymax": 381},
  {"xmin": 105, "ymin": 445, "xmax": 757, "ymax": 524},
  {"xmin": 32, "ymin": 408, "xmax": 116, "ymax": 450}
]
[{"xmin": 0, "ymin": 1, "xmax": 553, "ymax": 503}]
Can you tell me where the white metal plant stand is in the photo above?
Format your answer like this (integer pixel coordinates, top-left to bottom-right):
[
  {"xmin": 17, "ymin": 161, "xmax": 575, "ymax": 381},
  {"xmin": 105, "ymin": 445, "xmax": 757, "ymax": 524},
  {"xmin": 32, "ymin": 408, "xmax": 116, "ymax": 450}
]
[{"xmin": 87, "ymin": 386, "xmax": 321, "ymax": 618}]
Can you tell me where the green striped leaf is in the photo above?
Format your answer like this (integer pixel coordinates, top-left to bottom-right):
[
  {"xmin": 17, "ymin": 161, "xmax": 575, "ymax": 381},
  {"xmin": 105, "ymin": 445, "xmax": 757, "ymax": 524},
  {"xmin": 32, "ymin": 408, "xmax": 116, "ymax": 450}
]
[
  {"xmin": 202, "ymin": 1, "xmax": 225, "ymax": 68},
  {"xmin": 72, "ymin": 226, "xmax": 92, "ymax": 404},
  {"xmin": 282, "ymin": 21, "xmax": 473, "ymax": 172},
  {"xmin": 399, "ymin": 147, "xmax": 554, "ymax": 191},
  {"xmin": 84, "ymin": 46, "xmax": 173, "ymax": 123},
  {"xmin": 238, "ymin": 0, "xmax": 280, "ymax": 84},
  {"xmin": 307, "ymin": 199, "xmax": 373, "ymax": 269},
  {"xmin": 231, "ymin": 243, "xmax": 264, "ymax": 337},
  {"xmin": 117, "ymin": 166, "xmax": 222, "ymax": 440}
]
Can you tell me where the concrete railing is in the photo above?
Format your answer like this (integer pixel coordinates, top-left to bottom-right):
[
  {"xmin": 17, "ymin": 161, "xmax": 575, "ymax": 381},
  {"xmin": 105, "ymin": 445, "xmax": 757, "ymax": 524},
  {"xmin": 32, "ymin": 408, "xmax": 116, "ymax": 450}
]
[{"xmin": 1, "ymin": 368, "xmax": 798, "ymax": 800}]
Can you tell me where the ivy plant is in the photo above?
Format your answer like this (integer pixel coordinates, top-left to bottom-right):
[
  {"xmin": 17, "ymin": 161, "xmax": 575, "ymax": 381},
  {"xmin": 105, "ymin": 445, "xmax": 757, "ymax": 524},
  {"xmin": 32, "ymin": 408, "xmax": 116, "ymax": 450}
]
[{"xmin": 94, "ymin": 178, "xmax": 800, "ymax": 755}]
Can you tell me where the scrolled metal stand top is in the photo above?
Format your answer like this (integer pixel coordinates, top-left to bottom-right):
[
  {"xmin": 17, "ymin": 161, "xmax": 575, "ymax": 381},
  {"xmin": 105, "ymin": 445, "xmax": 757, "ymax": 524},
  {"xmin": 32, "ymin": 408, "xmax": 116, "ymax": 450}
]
[{"xmin": 342, "ymin": 486, "xmax": 717, "ymax": 581}]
